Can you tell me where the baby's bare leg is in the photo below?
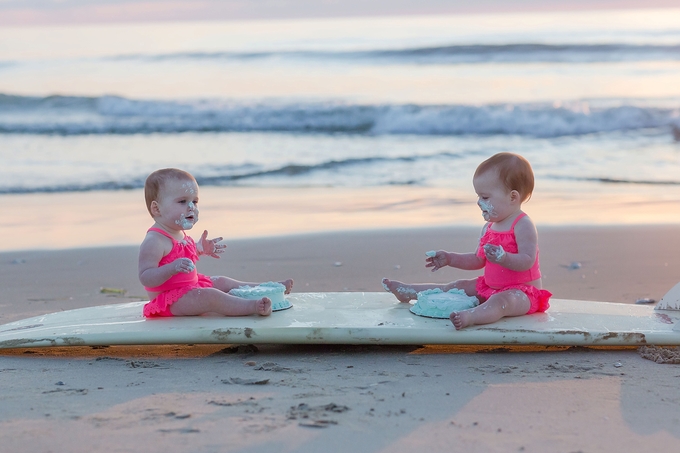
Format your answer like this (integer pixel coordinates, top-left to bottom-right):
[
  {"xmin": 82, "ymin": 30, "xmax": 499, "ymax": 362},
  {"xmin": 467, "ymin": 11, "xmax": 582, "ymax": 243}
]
[
  {"xmin": 382, "ymin": 278, "xmax": 478, "ymax": 303},
  {"xmin": 211, "ymin": 276, "xmax": 294, "ymax": 294},
  {"xmin": 279, "ymin": 279, "xmax": 294, "ymax": 294},
  {"xmin": 254, "ymin": 297, "xmax": 272, "ymax": 316},
  {"xmin": 382, "ymin": 279, "xmax": 426, "ymax": 302},
  {"xmin": 445, "ymin": 278, "xmax": 479, "ymax": 296},
  {"xmin": 450, "ymin": 289, "xmax": 530, "ymax": 330},
  {"xmin": 170, "ymin": 287, "xmax": 272, "ymax": 317}
]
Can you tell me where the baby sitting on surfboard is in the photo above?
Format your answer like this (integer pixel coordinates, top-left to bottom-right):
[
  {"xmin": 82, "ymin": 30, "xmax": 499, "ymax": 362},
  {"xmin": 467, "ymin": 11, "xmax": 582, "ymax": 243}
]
[
  {"xmin": 383, "ymin": 152, "xmax": 552, "ymax": 330},
  {"xmin": 138, "ymin": 168, "xmax": 293, "ymax": 318}
]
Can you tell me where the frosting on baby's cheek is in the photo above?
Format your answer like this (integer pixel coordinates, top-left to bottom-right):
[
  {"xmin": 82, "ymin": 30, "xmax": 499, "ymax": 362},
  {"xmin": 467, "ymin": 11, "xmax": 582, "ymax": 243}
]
[
  {"xmin": 478, "ymin": 199, "xmax": 495, "ymax": 220},
  {"xmin": 175, "ymin": 214, "xmax": 194, "ymax": 229},
  {"xmin": 175, "ymin": 199, "xmax": 199, "ymax": 228}
]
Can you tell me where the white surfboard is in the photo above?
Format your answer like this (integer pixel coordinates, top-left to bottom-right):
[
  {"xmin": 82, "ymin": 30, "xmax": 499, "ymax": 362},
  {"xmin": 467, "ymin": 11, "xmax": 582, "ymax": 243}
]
[{"xmin": 1, "ymin": 292, "xmax": 679, "ymax": 349}]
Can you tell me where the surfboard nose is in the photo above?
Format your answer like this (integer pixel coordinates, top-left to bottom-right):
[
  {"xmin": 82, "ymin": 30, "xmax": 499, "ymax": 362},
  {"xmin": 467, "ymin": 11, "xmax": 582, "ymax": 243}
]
[{"xmin": 656, "ymin": 282, "xmax": 680, "ymax": 311}]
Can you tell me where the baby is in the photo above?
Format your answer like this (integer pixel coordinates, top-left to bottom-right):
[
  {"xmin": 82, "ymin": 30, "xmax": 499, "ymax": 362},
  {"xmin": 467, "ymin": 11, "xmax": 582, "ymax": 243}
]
[
  {"xmin": 138, "ymin": 168, "xmax": 293, "ymax": 317},
  {"xmin": 383, "ymin": 153, "xmax": 551, "ymax": 329}
]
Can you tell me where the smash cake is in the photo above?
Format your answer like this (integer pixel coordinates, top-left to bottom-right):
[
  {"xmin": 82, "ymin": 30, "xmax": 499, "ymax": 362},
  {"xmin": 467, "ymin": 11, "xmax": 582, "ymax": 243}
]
[
  {"xmin": 410, "ymin": 288, "xmax": 479, "ymax": 319},
  {"xmin": 228, "ymin": 282, "xmax": 292, "ymax": 311}
]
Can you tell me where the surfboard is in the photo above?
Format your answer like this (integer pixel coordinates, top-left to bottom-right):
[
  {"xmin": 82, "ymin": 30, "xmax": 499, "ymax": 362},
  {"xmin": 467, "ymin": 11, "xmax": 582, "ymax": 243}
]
[{"xmin": 1, "ymin": 292, "xmax": 679, "ymax": 349}]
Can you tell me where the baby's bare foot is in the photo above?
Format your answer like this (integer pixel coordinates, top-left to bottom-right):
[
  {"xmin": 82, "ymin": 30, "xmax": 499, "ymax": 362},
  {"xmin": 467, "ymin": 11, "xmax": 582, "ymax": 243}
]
[
  {"xmin": 257, "ymin": 297, "xmax": 272, "ymax": 316},
  {"xmin": 382, "ymin": 278, "xmax": 417, "ymax": 303},
  {"xmin": 450, "ymin": 310, "xmax": 473, "ymax": 330},
  {"xmin": 280, "ymin": 279, "xmax": 294, "ymax": 294}
]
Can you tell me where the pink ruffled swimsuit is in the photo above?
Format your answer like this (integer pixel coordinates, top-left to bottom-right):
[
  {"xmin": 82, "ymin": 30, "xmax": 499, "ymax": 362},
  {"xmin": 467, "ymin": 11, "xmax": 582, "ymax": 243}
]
[
  {"xmin": 142, "ymin": 227, "xmax": 213, "ymax": 318},
  {"xmin": 475, "ymin": 212, "xmax": 551, "ymax": 314}
]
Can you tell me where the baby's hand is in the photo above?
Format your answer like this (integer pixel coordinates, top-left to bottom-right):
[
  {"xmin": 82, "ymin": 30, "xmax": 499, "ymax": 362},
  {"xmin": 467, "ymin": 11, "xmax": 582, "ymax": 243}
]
[
  {"xmin": 425, "ymin": 250, "xmax": 448, "ymax": 272},
  {"xmin": 173, "ymin": 257, "xmax": 196, "ymax": 274},
  {"xmin": 197, "ymin": 230, "xmax": 226, "ymax": 258},
  {"xmin": 483, "ymin": 244, "xmax": 506, "ymax": 263}
]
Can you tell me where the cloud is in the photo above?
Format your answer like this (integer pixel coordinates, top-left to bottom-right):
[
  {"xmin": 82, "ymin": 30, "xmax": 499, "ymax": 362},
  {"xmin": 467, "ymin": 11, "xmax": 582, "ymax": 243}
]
[{"xmin": 1, "ymin": 0, "xmax": 677, "ymax": 26}]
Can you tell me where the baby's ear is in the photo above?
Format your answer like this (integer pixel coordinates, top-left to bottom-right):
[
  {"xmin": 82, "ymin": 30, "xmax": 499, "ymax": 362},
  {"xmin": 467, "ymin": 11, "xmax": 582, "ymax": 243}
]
[
  {"xmin": 150, "ymin": 200, "xmax": 161, "ymax": 217},
  {"xmin": 510, "ymin": 190, "xmax": 521, "ymax": 202}
]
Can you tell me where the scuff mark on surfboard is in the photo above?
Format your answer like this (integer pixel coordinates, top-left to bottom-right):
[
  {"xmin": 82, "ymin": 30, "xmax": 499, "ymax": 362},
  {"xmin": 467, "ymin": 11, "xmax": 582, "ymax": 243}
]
[
  {"xmin": 594, "ymin": 332, "xmax": 646, "ymax": 344},
  {"xmin": 211, "ymin": 328, "xmax": 235, "ymax": 341},
  {"xmin": 0, "ymin": 324, "xmax": 43, "ymax": 333},
  {"xmin": 60, "ymin": 336, "xmax": 86, "ymax": 346},
  {"xmin": 210, "ymin": 328, "xmax": 256, "ymax": 341},
  {"xmin": 655, "ymin": 313, "xmax": 674, "ymax": 324},
  {"xmin": 0, "ymin": 336, "xmax": 86, "ymax": 348},
  {"xmin": 554, "ymin": 331, "xmax": 645, "ymax": 344},
  {"xmin": 482, "ymin": 328, "xmax": 593, "ymax": 339},
  {"xmin": 479, "ymin": 328, "xmax": 648, "ymax": 345},
  {"xmin": 306, "ymin": 328, "xmax": 324, "ymax": 340},
  {"xmin": 550, "ymin": 330, "xmax": 646, "ymax": 345},
  {"xmin": 0, "ymin": 337, "xmax": 60, "ymax": 348},
  {"xmin": 553, "ymin": 330, "xmax": 592, "ymax": 340}
]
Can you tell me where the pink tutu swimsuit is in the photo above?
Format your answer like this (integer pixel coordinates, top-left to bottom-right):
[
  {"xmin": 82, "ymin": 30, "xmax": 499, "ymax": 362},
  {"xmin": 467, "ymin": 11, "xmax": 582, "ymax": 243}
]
[
  {"xmin": 475, "ymin": 212, "xmax": 551, "ymax": 314},
  {"xmin": 143, "ymin": 227, "xmax": 213, "ymax": 318}
]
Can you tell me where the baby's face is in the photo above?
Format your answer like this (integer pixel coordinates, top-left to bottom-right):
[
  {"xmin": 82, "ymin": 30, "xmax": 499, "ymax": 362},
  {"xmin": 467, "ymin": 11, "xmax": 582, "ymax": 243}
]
[
  {"xmin": 155, "ymin": 178, "xmax": 200, "ymax": 231},
  {"xmin": 473, "ymin": 170, "xmax": 513, "ymax": 222}
]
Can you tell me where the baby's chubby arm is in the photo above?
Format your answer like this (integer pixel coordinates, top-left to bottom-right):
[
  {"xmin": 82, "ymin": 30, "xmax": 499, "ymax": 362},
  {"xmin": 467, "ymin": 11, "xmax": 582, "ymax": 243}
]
[
  {"xmin": 425, "ymin": 249, "xmax": 484, "ymax": 272},
  {"xmin": 196, "ymin": 230, "xmax": 226, "ymax": 259},
  {"xmin": 484, "ymin": 215, "xmax": 538, "ymax": 271},
  {"xmin": 138, "ymin": 233, "xmax": 194, "ymax": 288},
  {"xmin": 425, "ymin": 223, "xmax": 490, "ymax": 272}
]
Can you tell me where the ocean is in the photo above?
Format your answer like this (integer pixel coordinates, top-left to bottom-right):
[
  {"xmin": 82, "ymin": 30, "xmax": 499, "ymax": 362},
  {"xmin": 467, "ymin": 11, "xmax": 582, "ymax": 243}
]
[{"xmin": 1, "ymin": 8, "xmax": 680, "ymax": 206}]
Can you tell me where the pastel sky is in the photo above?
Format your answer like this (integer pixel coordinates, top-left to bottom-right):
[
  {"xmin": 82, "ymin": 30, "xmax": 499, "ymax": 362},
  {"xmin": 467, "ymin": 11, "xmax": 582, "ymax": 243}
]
[{"xmin": 1, "ymin": 0, "xmax": 679, "ymax": 26}]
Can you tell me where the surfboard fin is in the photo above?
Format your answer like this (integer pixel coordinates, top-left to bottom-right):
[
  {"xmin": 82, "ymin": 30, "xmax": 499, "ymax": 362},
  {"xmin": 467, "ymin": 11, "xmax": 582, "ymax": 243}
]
[{"xmin": 656, "ymin": 282, "xmax": 680, "ymax": 310}]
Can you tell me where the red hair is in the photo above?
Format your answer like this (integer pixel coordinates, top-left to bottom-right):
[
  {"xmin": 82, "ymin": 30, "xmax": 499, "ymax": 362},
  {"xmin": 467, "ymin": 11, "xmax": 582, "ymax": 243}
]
[
  {"xmin": 144, "ymin": 168, "xmax": 196, "ymax": 216},
  {"xmin": 474, "ymin": 153, "xmax": 534, "ymax": 202}
]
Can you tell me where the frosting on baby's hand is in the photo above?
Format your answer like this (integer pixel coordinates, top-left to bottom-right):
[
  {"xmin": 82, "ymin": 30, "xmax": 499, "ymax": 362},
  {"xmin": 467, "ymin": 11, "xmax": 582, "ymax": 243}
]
[
  {"xmin": 175, "ymin": 258, "xmax": 195, "ymax": 273},
  {"xmin": 483, "ymin": 244, "xmax": 506, "ymax": 263},
  {"xmin": 425, "ymin": 250, "xmax": 447, "ymax": 272}
]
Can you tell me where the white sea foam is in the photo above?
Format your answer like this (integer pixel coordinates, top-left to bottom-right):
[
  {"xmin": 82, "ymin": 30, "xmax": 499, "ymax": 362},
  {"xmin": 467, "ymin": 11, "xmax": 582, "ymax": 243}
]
[{"xmin": 0, "ymin": 94, "xmax": 677, "ymax": 137}]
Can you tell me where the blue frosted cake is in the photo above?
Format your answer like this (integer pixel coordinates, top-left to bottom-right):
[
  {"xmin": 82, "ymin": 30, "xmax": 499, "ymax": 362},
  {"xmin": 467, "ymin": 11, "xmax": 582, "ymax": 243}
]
[
  {"xmin": 229, "ymin": 282, "xmax": 292, "ymax": 311},
  {"xmin": 410, "ymin": 288, "xmax": 479, "ymax": 319}
]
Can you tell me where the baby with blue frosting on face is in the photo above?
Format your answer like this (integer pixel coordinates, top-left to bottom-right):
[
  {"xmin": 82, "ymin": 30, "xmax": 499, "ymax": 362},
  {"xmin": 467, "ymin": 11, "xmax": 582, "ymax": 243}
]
[
  {"xmin": 138, "ymin": 168, "xmax": 294, "ymax": 318},
  {"xmin": 382, "ymin": 153, "xmax": 552, "ymax": 329}
]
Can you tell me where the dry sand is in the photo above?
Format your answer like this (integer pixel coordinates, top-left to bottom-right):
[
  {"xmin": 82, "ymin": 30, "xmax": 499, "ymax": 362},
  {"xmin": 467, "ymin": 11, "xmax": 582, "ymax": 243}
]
[{"xmin": 2, "ymin": 224, "xmax": 680, "ymax": 452}]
